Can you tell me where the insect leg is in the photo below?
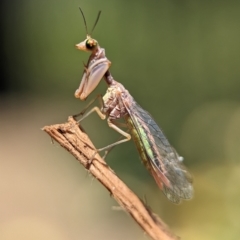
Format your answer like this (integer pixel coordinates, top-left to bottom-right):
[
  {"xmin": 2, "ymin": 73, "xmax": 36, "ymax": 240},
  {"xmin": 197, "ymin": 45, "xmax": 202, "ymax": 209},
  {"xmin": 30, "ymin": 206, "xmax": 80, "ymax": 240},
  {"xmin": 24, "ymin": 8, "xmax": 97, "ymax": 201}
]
[
  {"xmin": 95, "ymin": 91, "xmax": 131, "ymax": 154},
  {"xmin": 101, "ymin": 121, "xmax": 129, "ymax": 159},
  {"xmin": 97, "ymin": 117, "xmax": 131, "ymax": 153},
  {"xmin": 73, "ymin": 94, "xmax": 105, "ymax": 122},
  {"xmin": 84, "ymin": 118, "xmax": 130, "ymax": 166}
]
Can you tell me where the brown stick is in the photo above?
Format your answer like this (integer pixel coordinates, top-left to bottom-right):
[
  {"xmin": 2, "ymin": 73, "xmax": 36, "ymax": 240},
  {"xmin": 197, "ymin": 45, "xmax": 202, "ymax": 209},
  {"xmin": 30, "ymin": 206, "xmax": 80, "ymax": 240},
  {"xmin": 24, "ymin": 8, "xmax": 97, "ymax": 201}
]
[{"xmin": 42, "ymin": 116, "xmax": 180, "ymax": 240}]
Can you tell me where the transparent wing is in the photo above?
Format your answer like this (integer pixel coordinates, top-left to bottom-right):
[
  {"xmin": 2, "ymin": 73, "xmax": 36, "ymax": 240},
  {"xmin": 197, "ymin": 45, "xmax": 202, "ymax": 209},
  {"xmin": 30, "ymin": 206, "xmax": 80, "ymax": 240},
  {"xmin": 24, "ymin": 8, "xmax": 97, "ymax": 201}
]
[{"xmin": 126, "ymin": 100, "xmax": 193, "ymax": 204}]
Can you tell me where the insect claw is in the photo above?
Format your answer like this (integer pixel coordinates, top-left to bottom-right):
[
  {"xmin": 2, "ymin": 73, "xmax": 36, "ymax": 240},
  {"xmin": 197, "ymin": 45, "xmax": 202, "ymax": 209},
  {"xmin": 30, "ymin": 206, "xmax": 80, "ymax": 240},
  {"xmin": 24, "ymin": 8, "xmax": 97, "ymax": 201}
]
[
  {"xmin": 101, "ymin": 150, "xmax": 109, "ymax": 160},
  {"xmin": 72, "ymin": 112, "xmax": 84, "ymax": 121},
  {"xmin": 86, "ymin": 150, "xmax": 98, "ymax": 168}
]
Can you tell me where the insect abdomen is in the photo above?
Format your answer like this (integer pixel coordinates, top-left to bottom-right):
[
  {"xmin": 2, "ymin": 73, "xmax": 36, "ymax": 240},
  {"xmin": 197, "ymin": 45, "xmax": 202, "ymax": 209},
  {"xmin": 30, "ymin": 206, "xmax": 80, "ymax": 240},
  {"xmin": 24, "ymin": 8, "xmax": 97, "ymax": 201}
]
[{"xmin": 126, "ymin": 118, "xmax": 153, "ymax": 172}]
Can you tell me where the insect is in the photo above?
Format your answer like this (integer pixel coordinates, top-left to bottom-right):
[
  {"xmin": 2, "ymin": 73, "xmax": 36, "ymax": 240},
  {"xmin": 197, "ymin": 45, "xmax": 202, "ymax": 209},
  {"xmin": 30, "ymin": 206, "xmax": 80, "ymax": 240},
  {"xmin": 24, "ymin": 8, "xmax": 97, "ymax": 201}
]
[{"xmin": 74, "ymin": 8, "xmax": 193, "ymax": 204}]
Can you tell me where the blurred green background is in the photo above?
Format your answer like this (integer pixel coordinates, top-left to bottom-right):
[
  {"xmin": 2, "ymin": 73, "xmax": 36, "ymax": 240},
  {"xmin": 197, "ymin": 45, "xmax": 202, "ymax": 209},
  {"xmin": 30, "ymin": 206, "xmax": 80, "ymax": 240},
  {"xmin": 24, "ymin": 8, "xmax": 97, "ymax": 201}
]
[{"xmin": 1, "ymin": 0, "xmax": 240, "ymax": 239}]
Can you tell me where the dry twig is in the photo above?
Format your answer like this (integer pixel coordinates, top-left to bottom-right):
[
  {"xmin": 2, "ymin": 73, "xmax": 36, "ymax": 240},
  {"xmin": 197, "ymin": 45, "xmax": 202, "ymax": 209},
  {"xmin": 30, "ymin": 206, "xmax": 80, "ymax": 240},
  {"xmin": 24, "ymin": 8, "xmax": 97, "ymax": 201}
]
[{"xmin": 42, "ymin": 116, "xmax": 180, "ymax": 240}]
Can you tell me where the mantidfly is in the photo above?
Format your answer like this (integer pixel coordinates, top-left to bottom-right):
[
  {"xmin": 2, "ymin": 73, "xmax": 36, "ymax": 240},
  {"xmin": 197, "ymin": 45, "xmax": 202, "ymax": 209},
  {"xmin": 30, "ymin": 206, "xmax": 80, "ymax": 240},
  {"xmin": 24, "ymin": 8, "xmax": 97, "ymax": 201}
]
[{"xmin": 74, "ymin": 8, "xmax": 193, "ymax": 204}]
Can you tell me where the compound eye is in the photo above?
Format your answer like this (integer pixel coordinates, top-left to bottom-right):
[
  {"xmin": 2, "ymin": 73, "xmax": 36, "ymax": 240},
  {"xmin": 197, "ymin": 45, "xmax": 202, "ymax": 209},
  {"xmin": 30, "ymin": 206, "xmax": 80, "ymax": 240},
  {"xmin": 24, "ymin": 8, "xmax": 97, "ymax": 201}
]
[{"xmin": 86, "ymin": 38, "xmax": 97, "ymax": 50}]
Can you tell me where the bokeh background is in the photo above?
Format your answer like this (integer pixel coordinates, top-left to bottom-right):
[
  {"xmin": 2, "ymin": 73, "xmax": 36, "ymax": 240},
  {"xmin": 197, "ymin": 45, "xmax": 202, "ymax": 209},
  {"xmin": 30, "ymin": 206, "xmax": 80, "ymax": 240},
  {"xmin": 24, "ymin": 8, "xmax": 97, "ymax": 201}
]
[{"xmin": 1, "ymin": 0, "xmax": 240, "ymax": 239}]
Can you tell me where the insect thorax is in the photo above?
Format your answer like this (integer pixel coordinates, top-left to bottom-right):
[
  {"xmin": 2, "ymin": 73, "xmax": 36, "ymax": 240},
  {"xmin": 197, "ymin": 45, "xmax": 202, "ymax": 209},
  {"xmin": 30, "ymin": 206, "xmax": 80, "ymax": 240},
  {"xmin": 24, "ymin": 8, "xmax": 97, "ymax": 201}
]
[{"xmin": 102, "ymin": 81, "xmax": 131, "ymax": 118}]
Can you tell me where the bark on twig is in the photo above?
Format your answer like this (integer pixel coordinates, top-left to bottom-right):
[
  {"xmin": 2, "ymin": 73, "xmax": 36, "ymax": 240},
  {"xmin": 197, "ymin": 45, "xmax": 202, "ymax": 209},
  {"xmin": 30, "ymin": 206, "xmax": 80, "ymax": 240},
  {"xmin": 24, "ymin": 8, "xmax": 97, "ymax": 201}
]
[{"xmin": 42, "ymin": 116, "xmax": 180, "ymax": 240}]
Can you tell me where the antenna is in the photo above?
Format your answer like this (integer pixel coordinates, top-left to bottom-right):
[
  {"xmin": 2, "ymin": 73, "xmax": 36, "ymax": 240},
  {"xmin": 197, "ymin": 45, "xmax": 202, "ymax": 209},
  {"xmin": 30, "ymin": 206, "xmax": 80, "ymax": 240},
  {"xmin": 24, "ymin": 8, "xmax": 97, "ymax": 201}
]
[
  {"xmin": 79, "ymin": 7, "xmax": 88, "ymax": 35},
  {"xmin": 78, "ymin": 7, "xmax": 101, "ymax": 36},
  {"xmin": 90, "ymin": 10, "xmax": 101, "ymax": 35}
]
